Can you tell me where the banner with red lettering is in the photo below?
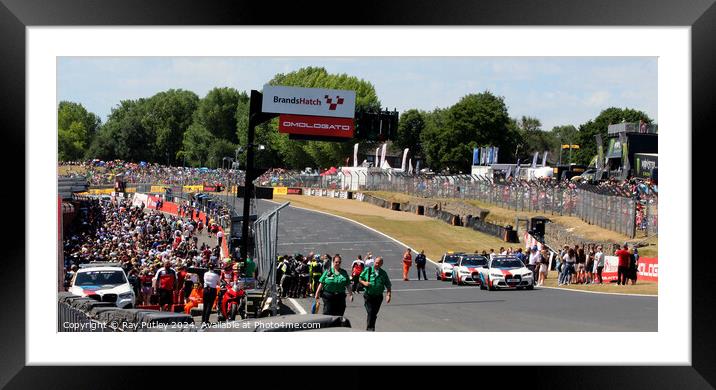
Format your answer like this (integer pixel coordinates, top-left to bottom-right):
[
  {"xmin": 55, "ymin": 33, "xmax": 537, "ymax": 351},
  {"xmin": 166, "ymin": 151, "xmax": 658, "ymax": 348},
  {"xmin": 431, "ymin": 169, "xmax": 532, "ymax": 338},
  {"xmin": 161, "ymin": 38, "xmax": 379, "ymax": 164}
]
[{"xmin": 601, "ymin": 256, "xmax": 657, "ymax": 282}]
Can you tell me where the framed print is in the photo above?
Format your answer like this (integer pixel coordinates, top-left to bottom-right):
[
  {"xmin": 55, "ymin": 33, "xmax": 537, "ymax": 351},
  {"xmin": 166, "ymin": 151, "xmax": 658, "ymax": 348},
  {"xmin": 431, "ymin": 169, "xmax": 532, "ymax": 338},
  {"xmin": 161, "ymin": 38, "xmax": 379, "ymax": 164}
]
[{"xmin": 2, "ymin": 0, "xmax": 714, "ymax": 388}]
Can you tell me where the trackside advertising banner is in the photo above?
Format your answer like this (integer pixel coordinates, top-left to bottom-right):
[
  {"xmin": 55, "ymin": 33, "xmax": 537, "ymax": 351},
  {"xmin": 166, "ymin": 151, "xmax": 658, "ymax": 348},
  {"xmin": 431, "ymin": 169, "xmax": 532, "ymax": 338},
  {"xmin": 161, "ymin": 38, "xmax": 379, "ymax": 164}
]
[
  {"xmin": 287, "ymin": 187, "xmax": 302, "ymax": 195},
  {"xmin": 262, "ymin": 85, "xmax": 356, "ymax": 118},
  {"xmin": 273, "ymin": 187, "xmax": 288, "ymax": 195},
  {"xmin": 278, "ymin": 114, "xmax": 354, "ymax": 138},
  {"xmin": 601, "ymin": 256, "xmax": 658, "ymax": 282}
]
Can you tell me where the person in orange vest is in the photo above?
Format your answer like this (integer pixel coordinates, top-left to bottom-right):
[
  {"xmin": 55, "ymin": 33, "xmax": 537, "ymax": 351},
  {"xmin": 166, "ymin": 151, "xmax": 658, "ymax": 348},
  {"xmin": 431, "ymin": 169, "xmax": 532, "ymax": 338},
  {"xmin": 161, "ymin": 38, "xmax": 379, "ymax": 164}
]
[{"xmin": 402, "ymin": 248, "xmax": 413, "ymax": 281}]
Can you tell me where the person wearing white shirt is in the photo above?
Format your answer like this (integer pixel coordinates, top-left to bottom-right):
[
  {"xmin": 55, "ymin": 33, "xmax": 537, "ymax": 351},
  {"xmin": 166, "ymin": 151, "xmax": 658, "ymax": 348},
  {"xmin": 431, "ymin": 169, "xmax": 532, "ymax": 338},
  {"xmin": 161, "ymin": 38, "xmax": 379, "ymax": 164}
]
[
  {"xmin": 527, "ymin": 246, "xmax": 541, "ymax": 286},
  {"xmin": 202, "ymin": 263, "xmax": 220, "ymax": 324},
  {"xmin": 216, "ymin": 229, "xmax": 224, "ymax": 248}
]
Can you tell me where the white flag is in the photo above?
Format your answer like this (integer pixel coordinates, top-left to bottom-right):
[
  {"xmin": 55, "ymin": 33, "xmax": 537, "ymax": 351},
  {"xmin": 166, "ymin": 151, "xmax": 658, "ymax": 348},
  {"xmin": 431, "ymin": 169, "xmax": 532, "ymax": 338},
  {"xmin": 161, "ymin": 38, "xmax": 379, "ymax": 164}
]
[
  {"xmin": 408, "ymin": 158, "xmax": 413, "ymax": 174},
  {"xmin": 353, "ymin": 143, "xmax": 359, "ymax": 168},
  {"xmin": 375, "ymin": 147, "xmax": 380, "ymax": 168},
  {"xmin": 531, "ymin": 152, "xmax": 539, "ymax": 168},
  {"xmin": 401, "ymin": 148, "xmax": 409, "ymax": 171},
  {"xmin": 380, "ymin": 143, "xmax": 388, "ymax": 167},
  {"xmin": 541, "ymin": 151, "xmax": 548, "ymax": 167}
]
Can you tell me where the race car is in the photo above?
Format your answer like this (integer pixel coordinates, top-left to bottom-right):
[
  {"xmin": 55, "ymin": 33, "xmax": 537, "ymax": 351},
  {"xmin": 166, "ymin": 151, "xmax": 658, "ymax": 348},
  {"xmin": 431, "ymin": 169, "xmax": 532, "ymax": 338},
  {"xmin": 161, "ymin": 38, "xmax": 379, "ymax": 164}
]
[
  {"xmin": 68, "ymin": 263, "xmax": 136, "ymax": 308},
  {"xmin": 478, "ymin": 255, "xmax": 534, "ymax": 291},
  {"xmin": 451, "ymin": 254, "xmax": 488, "ymax": 285},
  {"xmin": 435, "ymin": 252, "xmax": 463, "ymax": 281}
]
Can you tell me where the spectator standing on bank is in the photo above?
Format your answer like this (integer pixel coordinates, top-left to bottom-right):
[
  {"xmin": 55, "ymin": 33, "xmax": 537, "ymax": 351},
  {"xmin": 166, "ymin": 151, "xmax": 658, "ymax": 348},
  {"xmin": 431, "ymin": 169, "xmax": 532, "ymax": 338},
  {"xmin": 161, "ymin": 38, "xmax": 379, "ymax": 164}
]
[
  {"xmin": 528, "ymin": 246, "xmax": 540, "ymax": 284},
  {"xmin": 402, "ymin": 248, "xmax": 413, "ymax": 281},
  {"xmin": 315, "ymin": 255, "xmax": 353, "ymax": 316},
  {"xmin": 585, "ymin": 245, "xmax": 595, "ymax": 284},
  {"xmin": 615, "ymin": 244, "xmax": 631, "ymax": 286},
  {"xmin": 594, "ymin": 245, "xmax": 605, "ymax": 284},
  {"xmin": 359, "ymin": 257, "xmax": 392, "ymax": 332},
  {"xmin": 537, "ymin": 249, "xmax": 549, "ymax": 286},
  {"xmin": 415, "ymin": 250, "xmax": 428, "ymax": 280},
  {"xmin": 629, "ymin": 247, "xmax": 639, "ymax": 285},
  {"xmin": 558, "ymin": 248, "xmax": 576, "ymax": 286},
  {"xmin": 202, "ymin": 263, "xmax": 219, "ymax": 325}
]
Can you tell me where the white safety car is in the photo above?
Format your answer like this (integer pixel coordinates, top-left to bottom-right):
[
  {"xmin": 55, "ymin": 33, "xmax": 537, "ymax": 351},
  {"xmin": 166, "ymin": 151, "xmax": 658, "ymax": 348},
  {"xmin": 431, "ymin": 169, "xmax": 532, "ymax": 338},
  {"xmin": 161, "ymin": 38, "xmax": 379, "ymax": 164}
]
[
  {"xmin": 436, "ymin": 252, "xmax": 463, "ymax": 281},
  {"xmin": 451, "ymin": 254, "xmax": 489, "ymax": 285},
  {"xmin": 68, "ymin": 263, "xmax": 136, "ymax": 308},
  {"xmin": 478, "ymin": 255, "xmax": 534, "ymax": 290}
]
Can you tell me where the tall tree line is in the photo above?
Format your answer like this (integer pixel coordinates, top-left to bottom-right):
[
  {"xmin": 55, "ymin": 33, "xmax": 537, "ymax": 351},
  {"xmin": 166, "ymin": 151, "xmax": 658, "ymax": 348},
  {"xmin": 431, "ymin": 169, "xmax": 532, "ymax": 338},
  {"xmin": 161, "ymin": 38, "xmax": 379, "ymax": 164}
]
[{"xmin": 58, "ymin": 67, "xmax": 652, "ymax": 171}]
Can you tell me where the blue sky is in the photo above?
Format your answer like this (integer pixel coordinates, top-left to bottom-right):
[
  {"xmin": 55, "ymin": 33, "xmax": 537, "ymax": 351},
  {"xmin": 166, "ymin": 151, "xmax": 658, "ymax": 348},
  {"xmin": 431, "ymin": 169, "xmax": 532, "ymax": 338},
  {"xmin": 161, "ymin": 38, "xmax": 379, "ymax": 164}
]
[{"xmin": 57, "ymin": 57, "xmax": 657, "ymax": 131}]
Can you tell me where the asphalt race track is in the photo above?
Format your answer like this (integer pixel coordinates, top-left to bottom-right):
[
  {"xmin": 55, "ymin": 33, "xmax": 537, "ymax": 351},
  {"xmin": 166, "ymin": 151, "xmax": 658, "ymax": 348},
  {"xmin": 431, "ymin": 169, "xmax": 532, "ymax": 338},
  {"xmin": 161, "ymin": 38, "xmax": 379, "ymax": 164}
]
[{"xmin": 231, "ymin": 196, "xmax": 657, "ymax": 332}]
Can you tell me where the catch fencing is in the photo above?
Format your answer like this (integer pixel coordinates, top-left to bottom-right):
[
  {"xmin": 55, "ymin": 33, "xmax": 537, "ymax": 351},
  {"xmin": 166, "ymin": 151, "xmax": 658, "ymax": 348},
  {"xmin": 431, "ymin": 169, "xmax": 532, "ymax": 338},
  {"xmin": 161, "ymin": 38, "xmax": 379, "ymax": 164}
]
[
  {"xmin": 253, "ymin": 202, "xmax": 290, "ymax": 316},
  {"xmin": 302, "ymin": 172, "xmax": 656, "ymax": 239}
]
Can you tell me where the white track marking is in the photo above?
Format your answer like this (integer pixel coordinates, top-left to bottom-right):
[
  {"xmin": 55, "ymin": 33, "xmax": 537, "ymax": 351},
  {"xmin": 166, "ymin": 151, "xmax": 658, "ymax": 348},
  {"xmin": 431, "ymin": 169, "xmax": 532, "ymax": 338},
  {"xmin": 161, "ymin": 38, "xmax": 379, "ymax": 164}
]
[{"xmin": 287, "ymin": 298, "xmax": 307, "ymax": 314}]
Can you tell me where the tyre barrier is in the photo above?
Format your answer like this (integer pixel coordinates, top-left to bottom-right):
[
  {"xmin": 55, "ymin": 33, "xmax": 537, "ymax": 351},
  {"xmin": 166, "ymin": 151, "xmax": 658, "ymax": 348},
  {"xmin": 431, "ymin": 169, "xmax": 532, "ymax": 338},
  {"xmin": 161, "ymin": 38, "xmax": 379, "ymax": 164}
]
[
  {"xmin": 354, "ymin": 193, "xmax": 516, "ymax": 242},
  {"xmin": 58, "ymin": 293, "xmax": 196, "ymax": 332}
]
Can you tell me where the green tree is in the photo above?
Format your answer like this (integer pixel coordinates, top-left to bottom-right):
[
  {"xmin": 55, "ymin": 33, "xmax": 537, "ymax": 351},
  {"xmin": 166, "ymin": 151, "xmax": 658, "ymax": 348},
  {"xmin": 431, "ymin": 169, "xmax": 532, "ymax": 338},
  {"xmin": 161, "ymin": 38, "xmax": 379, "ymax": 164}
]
[
  {"xmin": 180, "ymin": 123, "xmax": 213, "ymax": 167},
  {"xmin": 394, "ymin": 109, "xmax": 426, "ymax": 158},
  {"xmin": 575, "ymin": 107, "xmax": 652, "ymax": 165},
  {"xmin": 421, "ymin": 92, "xmax": 512, "ymax": 172},
  {"xmin": 90, "ymin": 99, "xmax": 156, "ymax": 162},
  {"xmin": 57, "ymin": 101, "xmax": 101, "ymax": 161},
  {"xmin": 513, "ymin": 116, "xmax": 557, "ymax": 162},
  {"xmin": 194, "ymin": 88, "xmax": 245, "ymax": 144},
  {"xmin": 420, "ymin": 108, "xmax": 450, "ymax": 171},
  {"xmin": 144, "ymin": 89, "xmax": 199, "ymax": 165}
]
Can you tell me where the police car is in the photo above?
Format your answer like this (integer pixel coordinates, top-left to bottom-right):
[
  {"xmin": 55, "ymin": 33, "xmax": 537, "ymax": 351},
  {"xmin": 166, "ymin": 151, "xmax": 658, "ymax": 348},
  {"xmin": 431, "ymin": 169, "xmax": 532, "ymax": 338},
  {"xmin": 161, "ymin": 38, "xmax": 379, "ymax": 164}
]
[
  {"xmin": 435, "ymin": 252, "xmax": 463, "ymax": 281},
  {"xmin": 68, "ymin": 263, "xmax": 136, "ymax": 308},
  {"xmin": 451, "ymin": 254, "xmax": 488, "ymax": 285},
  {"xmin": 478, "ymin": 255, "xmax": 534, "ymax": 291}
]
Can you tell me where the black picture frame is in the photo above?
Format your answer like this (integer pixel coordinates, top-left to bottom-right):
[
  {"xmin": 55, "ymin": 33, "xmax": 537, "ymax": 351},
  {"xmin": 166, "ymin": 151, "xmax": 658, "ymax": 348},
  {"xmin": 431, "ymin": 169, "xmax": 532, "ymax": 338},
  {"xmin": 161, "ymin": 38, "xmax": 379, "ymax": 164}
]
[{"xmin": 1, "ymin": 0, "xmax": 712, "ymax": 388}]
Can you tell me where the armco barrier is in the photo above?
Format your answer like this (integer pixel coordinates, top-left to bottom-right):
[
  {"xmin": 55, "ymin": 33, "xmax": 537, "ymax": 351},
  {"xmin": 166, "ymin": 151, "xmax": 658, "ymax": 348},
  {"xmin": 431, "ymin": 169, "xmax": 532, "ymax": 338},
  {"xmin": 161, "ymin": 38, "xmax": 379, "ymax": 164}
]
[
  {"xmin": 354, "ymin": 192, "xmax": 510, "ymax": 241},
  {"xmin": 59, "ymin": 293, "xmax": 197, "ymax": 332}
]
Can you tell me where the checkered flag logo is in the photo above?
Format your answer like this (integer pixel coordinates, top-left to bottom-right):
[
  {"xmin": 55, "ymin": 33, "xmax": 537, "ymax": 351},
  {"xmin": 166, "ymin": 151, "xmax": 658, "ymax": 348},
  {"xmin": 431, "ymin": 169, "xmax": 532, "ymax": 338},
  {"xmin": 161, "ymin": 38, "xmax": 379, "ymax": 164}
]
[{"xmin": 324, "ymin": 95, "xmax": 345, "ymax": 110}]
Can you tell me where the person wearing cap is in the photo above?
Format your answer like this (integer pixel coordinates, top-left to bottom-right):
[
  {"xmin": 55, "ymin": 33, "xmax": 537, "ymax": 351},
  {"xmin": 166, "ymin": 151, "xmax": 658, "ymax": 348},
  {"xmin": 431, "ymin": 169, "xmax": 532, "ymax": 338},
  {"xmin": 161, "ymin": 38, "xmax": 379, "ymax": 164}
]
[
  {"xmin": 315, "ymin": 255, "xmax": 353, "ymax": 316},
  {"xmin": 359, "ymin": 256, "xmax": 392, "ymax": 331}
]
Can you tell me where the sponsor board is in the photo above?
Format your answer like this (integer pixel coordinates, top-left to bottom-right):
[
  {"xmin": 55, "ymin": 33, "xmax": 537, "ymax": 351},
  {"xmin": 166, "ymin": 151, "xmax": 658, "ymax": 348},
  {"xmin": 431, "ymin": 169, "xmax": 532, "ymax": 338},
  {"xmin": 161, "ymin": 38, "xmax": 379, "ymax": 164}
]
[
  {"xmin": 287, "ymin": 187, "xmax": 302, "ymax": 195},
  {"xmin": 321, "ymin": 189, "xmax": 327, "ymax": 197},
  {"xmin": 278, "ymin": 114, "xmax": 354, "ymax": 138},
  {"xmin": 87, "ymin": 188, "xmax": 114, "ymax": 195},
  {"xmin": 262, "ymin": 85, "xmax": 356, "ymax": 118},
  {"xmin": 203, "ymin": 186, "xmax": 216, "ymax": 192},
  {"xmin": 183, "ymin": 185, "xmax": 203, "ymax": 193},
  {"xmin": 600, "ymin": 256, "xmax": 657, "ymax": 282},
  {"xmin": 273, "ymin": 187, "xmax": 288, "ymax": 196},
  {"xmin": 150, "ymin": 186, "xmax": 167, "ymax": 193},
  {"xmin": 354, "ymin": 193, "xmax": 365, "ymax": 201},
  {"xmin": 132, "ymin": 193, "xmax": 148, "ymax": 208}
]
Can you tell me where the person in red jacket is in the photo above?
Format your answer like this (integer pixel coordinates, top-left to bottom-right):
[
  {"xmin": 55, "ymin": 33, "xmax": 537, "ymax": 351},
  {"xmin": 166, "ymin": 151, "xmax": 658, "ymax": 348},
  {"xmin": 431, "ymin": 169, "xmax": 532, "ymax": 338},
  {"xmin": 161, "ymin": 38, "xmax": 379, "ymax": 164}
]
[
  {"xmin": 154, "ymin": 261, "xmax": 177, "ymax": 311},
  {"xmin": 615, "ymin": 244, "xmax": 631, "ymax": 286}
]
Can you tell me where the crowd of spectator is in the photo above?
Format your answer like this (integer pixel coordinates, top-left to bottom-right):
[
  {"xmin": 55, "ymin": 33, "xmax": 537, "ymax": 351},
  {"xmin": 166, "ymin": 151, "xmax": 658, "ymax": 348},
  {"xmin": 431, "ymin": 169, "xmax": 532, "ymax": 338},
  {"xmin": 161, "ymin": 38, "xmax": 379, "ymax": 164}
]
[
  {"xmin": 62, "ymin": 197, "xmax": 245, "ymax": 307},
  {"xmin": 59, "ymin": 159, "xmax": 245, "ymax": 187}
]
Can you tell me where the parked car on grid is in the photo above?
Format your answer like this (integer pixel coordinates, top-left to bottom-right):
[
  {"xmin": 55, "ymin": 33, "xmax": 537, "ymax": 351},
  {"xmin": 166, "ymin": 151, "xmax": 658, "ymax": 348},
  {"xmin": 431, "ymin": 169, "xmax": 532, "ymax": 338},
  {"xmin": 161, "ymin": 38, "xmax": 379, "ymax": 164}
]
[
  {"xmin": 435, "ymin": 251, "xmax": 464, "ymax": 281},
  {"xmin": 478, "ymin": 255, "xmax": 534, "ymax": 291},
  {"xmin": 451, "ymin": 254, "xmax": 489, "ymax": 286},
  {"xmin": 68, "ymin": 263, "xmax": 136, "ymax": 308}
]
